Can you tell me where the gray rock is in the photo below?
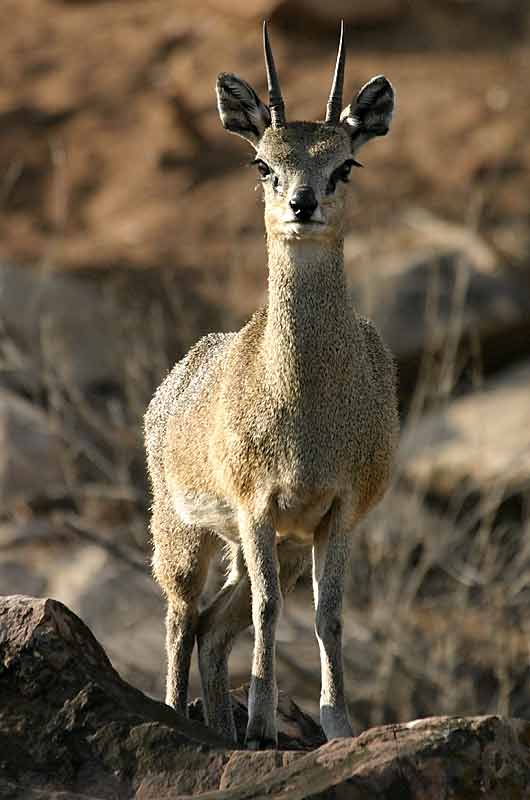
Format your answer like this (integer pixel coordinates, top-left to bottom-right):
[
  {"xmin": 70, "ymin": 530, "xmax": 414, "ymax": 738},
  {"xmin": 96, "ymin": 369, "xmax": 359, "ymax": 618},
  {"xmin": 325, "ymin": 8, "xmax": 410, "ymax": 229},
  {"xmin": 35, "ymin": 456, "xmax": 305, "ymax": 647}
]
[
  {"xmin": 0, "ymin": 389, "xmax": 65, "ymax": 507},
  {"xmin": 351, "ymin": 250, "xmax": 530, "ymax": 398},
  {"xmin": 401, "ymin": 360, "xmax": 530, "ymax": 504},
  {"xmin": 0, "ymin": 263, "xmax": 120, "ymax": 395}
]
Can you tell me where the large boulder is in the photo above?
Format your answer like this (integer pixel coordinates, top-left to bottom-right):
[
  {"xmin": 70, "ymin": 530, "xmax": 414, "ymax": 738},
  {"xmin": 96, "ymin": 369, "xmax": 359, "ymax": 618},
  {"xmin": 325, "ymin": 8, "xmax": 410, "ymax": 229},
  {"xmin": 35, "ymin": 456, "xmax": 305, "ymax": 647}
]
[
  {"xmin": 1, "ymin": 595, "xmax": 530, "ymax": 798},
  {"xmin": 350, "ymin": 249, "xmax": 530, "ymax": 400},
  {"xmin": 0, "ymin": 389, "xmax": 65, "ymax": 508},
  {"xmin": 0, "ymin": 263, "xmax": 119, "ymax": 395},
  {"xmin": 0, "ymin": 261, "xmax": 228, "ymax": 404},
  {"xmin": 401, "ymin": 360, "xmax": 530, "ymax": 507},
  {"xmin": 0, "ymin": 595, "xmax": 229, "ymax": 798}
]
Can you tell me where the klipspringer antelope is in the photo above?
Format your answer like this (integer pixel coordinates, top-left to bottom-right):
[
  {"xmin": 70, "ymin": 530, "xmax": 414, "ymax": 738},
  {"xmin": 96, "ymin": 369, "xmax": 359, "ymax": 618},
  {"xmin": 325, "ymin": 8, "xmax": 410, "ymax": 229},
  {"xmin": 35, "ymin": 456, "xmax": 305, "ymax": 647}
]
[{"xmin": 145, "ymin": 21, "xmax": 399, "ymax": 749}]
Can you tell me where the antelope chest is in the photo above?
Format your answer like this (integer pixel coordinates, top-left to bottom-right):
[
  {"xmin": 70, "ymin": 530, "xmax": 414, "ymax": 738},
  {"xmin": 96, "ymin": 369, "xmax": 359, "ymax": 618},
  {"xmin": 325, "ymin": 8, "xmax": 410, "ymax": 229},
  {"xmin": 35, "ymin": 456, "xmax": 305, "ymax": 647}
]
[
  {"xmin": 214, "ymin": 403, "xmax": 358, "ymax": 540},
  {"xmin": 171, "ymin": 404, "xmax": 356, "ymax": 543},
  {"xmin": 241, "ymin": 397, "xmax": 360, "ymax": 491}
]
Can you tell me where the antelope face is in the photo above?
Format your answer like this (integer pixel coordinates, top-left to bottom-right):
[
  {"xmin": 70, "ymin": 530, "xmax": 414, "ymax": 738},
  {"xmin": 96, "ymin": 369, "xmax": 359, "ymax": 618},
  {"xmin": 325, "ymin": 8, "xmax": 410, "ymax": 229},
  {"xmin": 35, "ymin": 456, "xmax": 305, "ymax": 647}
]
[
  {"xmin": 254, "ymin": 122, "xmax": 356, "ymax": 241},
  {"xmin": 216, "ymin": 22, "xmax": 395, "ymax": 242}
]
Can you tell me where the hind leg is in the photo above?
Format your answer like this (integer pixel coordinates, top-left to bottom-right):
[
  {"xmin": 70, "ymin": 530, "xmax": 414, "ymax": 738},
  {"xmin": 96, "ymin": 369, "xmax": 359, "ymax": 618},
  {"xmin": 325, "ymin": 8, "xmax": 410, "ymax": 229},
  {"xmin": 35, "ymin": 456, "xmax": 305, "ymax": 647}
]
[
  {"xmin": 197, "ymin": 541, "xmax": 309, "ymax": 745},
  {"xmin": 151, "ymin": 495, "xmax": 218, "ymax": 713},
  {"xmin": 164, "ymin": 600, "xmax": 196, "ymax": 710},
  {"xmin": 197, "ymin": 546, "xmax": 249, "ymax": 742}
]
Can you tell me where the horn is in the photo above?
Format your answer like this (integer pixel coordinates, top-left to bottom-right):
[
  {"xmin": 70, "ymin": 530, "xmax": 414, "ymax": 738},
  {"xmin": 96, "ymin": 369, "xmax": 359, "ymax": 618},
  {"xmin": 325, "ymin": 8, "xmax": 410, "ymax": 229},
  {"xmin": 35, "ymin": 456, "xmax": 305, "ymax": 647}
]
[
  {"xmin": 325, "ymin": 21, "xmax": 346, "ymax": 125},
  {"xmin": 263, "ymin": 21, "xmax": 286, "ymax": 128}
]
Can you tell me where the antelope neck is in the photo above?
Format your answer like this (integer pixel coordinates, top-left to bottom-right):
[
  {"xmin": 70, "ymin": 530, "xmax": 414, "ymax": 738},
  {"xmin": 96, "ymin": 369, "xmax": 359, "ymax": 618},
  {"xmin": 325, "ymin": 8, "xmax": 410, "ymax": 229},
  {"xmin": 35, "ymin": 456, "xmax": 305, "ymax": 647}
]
[{"xmin": 263, "ymin": 236, "xmax": 351, "ymax": 392}]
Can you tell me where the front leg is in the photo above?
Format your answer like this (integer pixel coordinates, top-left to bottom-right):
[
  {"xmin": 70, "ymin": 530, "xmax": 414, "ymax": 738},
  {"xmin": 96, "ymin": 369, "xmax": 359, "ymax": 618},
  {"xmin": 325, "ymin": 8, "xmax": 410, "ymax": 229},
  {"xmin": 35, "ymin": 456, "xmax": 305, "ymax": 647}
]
[
  {"xmin": 239, "ymin": 511, "xmax": 282, "ymax": 749},
  {"xmin": 313, "ymin": 502, "xmax": 354, "ymax": 740}
]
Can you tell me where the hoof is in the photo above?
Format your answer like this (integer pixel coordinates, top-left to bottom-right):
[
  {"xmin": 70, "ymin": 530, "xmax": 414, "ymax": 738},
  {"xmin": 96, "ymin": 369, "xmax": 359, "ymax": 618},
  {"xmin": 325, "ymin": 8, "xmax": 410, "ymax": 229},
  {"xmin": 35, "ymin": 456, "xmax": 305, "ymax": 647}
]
[
  {"xmin": 321, "ymin": 706, "xmax": 354, "ymax": 740},
  {"xmin": 245, "ymin": 706, "xmax": 277, "ymax": 750},
  {"xmin": 245, "ymin": 736, "xmax": 277, "ymax": 751}
]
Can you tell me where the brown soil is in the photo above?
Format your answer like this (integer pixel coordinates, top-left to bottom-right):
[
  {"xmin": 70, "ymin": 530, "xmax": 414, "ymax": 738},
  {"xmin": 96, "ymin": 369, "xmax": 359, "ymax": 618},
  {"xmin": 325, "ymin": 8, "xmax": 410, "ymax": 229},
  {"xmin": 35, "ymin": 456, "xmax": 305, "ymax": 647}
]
[{"xmin": 1, "ymin": 1, "xmax": 529, "ymax": 320}]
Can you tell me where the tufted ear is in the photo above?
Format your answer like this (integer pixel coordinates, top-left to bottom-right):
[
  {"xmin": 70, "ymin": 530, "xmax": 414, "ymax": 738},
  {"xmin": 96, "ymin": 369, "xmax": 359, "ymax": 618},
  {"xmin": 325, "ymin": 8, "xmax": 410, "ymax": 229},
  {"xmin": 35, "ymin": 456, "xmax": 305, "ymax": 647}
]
[
  {"xmin": 216, "ymin": 73, "xmax": 271, "ymax": 148},
  {"xmin": 340, "ymin": 75, "xmax": 395, "ymax": 153}
]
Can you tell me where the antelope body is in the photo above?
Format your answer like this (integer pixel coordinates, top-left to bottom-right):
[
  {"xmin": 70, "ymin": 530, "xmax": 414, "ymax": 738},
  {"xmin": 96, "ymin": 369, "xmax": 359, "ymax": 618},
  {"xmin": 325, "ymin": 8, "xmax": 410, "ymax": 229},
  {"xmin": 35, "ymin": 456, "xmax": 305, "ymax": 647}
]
[{"xmin": 145, "ymin": 23, "xmax": 399, "ymax": 749}]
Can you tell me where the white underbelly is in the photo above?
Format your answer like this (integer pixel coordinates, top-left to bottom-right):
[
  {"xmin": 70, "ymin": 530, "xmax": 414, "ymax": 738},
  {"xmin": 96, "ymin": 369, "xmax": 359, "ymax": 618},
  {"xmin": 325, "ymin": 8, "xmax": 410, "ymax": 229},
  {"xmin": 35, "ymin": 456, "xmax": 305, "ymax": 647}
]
[
  {"xmin": 172, "ymin": 489, "xmax": 240, "ymax": 543},
  {"xmin": 171, "ymin": 485, "xmax": 336, "ymax": 546}
]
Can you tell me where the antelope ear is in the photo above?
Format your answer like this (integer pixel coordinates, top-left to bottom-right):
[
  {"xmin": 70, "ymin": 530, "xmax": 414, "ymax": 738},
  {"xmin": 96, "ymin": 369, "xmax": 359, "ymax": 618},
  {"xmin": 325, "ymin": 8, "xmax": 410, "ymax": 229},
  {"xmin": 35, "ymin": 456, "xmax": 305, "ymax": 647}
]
[
  {"xmin": 216, "ymin": 73, "xmax": 271, "ymax": 147},
  {"xmin": 340, "ymin": 75, "xmax": 395, "ymax": 153}
]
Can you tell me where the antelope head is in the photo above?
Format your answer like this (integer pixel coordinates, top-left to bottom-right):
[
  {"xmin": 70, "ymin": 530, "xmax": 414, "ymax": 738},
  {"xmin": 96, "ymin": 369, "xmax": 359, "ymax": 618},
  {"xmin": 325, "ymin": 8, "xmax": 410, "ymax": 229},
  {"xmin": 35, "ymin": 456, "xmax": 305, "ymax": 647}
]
[{"xmin": 216, "ymin": 22, "xmax": 395, "ymax": 242}]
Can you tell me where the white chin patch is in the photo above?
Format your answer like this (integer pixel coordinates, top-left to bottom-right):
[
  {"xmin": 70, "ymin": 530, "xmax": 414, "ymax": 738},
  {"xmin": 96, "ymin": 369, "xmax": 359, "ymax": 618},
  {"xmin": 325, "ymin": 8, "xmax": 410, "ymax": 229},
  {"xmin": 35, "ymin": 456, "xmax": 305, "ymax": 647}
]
[
  {"xmin": 282, "ymin": 221, "xmax": 327, "ymax": 239},
  {"xmin": 281, "ymin": 209, "xmax": 325, "ymax": 226}
]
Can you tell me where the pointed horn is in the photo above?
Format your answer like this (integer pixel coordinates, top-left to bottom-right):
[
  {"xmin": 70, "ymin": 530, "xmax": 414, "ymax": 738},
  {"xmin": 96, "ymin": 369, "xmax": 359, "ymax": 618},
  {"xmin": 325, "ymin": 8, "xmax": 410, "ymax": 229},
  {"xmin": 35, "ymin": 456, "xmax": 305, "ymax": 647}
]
[
  {"xmin": 263, "ymin": 21, "xmax": 285, "ymax": 128},
  {"xmin": 325, "ymin": 21, "xmax": 346, "ymax": 125}
]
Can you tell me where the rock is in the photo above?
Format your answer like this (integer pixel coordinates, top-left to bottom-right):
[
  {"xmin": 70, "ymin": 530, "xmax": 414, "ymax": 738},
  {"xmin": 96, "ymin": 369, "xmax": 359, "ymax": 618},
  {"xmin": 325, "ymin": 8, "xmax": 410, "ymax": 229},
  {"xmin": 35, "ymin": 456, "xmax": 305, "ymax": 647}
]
[
  {"xmin": 2, "ymin": 595, "xmax": 530, "ymax": 798},
  {"xmin": 401, "ymin": 360, "xmax": 530, "ymax": 507},
  {"xmin": 0, "ymin": 389, "xmax": 65, "ymax": 508},
  {"xmin": 0, "ymin": 522, "xmax": 167, "ymax": 700},
  {"xmin": 186, "ymin": 716, "xmax": 530, "ymax": 799},
  {"xmin": 0, "ymin": 262, "xmax": 228, "ymax": 403},
  {"xmin": 189, "ymin": 685, "xmax": 326, "ymax": 751},
  {"xmin": 0, "ymin": 787, "xmax": 102, "ymax": 800},
  {"xmin": 351, "ymin": 250, "xmax": 530, "ymax": 400},
  {"xmin": 0, "ymin": 263, "xmax": 122, "ymax": 395},
  {"xmin": 0, "ymin": 595, "xmax": 229, "ymax": 798},
  {"xmin": 54, "ymin": 545, "xmax": 166, "ymax": 699}
]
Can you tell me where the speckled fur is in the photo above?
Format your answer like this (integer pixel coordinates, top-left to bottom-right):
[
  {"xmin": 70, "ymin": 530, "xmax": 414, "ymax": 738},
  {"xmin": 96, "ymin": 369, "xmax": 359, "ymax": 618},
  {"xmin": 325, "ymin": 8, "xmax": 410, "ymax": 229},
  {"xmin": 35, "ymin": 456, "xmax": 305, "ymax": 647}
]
[{"xmin": 145, "ymin": 70, "xmax": 399, "ymax": 748}]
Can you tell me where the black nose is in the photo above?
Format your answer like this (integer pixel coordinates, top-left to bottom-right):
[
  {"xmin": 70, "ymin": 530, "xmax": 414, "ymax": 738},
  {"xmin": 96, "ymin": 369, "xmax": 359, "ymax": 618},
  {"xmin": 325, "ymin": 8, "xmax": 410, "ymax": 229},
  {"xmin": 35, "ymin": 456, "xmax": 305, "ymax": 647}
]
[{"xmin": 289, "ymin": 186, "xmax": 318, "ymax": 222}]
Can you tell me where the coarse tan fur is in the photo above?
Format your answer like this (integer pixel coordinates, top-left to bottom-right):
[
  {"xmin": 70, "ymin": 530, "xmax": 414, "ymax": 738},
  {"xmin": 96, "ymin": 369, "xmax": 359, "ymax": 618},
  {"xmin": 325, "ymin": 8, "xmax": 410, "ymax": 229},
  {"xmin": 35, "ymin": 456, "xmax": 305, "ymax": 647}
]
[{"xmin": 145, "ymin": 45, "xmax": 399, "ymax": 749}]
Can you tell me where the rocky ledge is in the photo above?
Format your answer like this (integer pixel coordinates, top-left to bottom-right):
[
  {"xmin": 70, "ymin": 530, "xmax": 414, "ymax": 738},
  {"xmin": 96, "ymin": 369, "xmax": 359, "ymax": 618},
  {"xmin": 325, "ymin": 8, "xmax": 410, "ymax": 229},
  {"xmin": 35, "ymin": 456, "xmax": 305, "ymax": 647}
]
[{"xmin": 0, "ymin": 595, "xmax": 529, "ymax": 799}]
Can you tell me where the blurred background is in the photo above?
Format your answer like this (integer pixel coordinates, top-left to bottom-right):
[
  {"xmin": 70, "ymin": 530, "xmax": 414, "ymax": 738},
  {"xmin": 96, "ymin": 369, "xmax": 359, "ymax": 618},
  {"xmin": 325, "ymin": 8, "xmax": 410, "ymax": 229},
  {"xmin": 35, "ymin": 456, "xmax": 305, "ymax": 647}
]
[{"xmin": 1, "ymin": 0, "xmax": 530, "ymax": 728}]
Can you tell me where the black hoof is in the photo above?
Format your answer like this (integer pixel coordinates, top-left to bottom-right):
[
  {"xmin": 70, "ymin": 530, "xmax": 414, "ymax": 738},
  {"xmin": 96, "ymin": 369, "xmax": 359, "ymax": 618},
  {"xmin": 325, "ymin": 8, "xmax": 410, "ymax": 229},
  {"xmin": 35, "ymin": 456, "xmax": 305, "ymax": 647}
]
[{"xmin": 245, "ymin": 736, "xmax": 277, "ymax": 751}]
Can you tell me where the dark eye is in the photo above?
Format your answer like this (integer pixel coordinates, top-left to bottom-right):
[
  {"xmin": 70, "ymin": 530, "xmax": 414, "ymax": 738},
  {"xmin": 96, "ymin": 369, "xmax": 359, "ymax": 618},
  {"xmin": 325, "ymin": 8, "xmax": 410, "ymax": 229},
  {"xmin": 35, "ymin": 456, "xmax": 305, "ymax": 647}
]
[
  {"xmin": 326, "ymin": 159, "xmax": 362, "ymax": 194},
  {"xmin": 252, "ymin": 158, "xmax": 280, "ymax": 190},
  {"xmin": 253, "ymin": 159, "xmax": 271, "ymax": 179}
]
